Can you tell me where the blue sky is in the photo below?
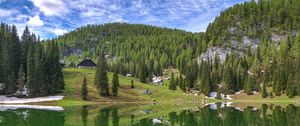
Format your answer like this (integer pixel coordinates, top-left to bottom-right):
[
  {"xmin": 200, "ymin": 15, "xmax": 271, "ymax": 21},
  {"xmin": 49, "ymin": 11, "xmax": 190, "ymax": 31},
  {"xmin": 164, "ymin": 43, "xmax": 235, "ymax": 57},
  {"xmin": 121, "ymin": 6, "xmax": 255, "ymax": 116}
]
[{"xmin": 0, "ymin": 0, "xmax": 249, "ymax": 39}]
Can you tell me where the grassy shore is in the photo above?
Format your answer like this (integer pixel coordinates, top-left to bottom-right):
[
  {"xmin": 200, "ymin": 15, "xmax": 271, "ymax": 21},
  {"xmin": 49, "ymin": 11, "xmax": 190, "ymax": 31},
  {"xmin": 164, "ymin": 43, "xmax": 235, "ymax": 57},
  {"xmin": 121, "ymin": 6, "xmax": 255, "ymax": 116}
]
[{"xmin": 52, "ymin": 68, "xmax": 299, "ymax": 106}]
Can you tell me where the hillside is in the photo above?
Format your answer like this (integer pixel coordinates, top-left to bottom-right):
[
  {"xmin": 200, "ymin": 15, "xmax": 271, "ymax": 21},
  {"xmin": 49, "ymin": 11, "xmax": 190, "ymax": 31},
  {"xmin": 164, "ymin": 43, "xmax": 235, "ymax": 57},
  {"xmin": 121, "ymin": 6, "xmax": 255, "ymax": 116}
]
[
  {"xmin": 53, "ymin": 23, "xmax": 203, "ymax": 75},
  {"xmin": 57, "ymin": 68, "xmax": 203, "ymax": 105},
  {"xmin": 52, "ymin": 0, "xmax": 300, "ymax": 99},
  {"xmin": 202, "ymin": 0, "xmax": 300, "ymax": 60}
]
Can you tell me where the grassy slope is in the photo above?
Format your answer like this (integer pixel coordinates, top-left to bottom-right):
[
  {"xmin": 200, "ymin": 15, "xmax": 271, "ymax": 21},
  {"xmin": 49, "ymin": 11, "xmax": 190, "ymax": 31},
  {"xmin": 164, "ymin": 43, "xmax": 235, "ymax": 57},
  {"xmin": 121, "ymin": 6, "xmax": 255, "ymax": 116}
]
[
  {"xmin": 57, "ymin": 68, "xmax": 203, "ymax": 106},
  {"xmin": 53, "ymin": 68, "xmax": 300, "ymax": 106}
]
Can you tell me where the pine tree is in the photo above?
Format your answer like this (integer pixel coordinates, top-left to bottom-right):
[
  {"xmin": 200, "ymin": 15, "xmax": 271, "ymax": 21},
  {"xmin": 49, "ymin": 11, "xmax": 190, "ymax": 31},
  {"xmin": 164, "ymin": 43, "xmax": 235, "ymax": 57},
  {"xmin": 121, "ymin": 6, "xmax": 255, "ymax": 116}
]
[
  {"xmin": 261, "ymin": 83, "xmax": 268, "ymax": 98},
  {"xmin": 245, "ymin": 77, "xmax": 254, "ymax": 95},
  {"xmin": 16, "ymin": 65, "xmax": 24, "ymax": 94},
  {"xmin": 273, "ymin": 82, "xmax": 281, "ymax": 96},
  {"xmin": 112, "ymin": 72, "xmax": 119, "ymax": 96},
  {"xmin": 138, "ymin": 62, "xmax": 148, "ymax": 83},
  {"xmin": 182, "ymin": 80, "xmax": 187, "ymax": 93},
  {"xmin": 81, "ymin": 76, "xmax": 88, "ymax": 100},
  {"xmin": 216, "ymin": 90, "xmax": 222, "ymax": 99},
  {"xmin": 168, "ymin": 72, "xmax": 176, "ymax": 91},
  {"xmin": 26, "ymin": 44, "xmax": 37, "ymax": 97},
  {"xmin": 94, "ymin": 51, "xmax": 109, "ymax": 96},
  {"xmin": 286, "ymin": 74, "xmax": 295, "ymax": 98},
  {"xmin": 130, "ymin": 80, "xmax": 135, "ymax": 89},
  {"xmin": 202, "ymin": 77, "xmax": 211, "ymax": 96}
]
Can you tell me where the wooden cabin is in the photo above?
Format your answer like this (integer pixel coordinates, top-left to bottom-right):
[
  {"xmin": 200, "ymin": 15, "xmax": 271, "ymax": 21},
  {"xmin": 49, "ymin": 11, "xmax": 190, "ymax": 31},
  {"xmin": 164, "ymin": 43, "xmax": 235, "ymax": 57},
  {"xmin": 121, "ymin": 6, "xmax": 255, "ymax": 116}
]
[{"xmin": 77, "ymin": 58, "xmax": 96, "ymax": 69}]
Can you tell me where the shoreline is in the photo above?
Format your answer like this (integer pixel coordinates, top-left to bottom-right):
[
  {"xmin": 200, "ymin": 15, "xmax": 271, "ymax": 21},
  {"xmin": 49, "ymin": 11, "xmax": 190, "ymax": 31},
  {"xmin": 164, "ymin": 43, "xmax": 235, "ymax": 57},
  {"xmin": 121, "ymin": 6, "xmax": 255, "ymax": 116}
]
[{"xmin": 0, "ymin": 95, "xmax": 64, "ymax": 104}]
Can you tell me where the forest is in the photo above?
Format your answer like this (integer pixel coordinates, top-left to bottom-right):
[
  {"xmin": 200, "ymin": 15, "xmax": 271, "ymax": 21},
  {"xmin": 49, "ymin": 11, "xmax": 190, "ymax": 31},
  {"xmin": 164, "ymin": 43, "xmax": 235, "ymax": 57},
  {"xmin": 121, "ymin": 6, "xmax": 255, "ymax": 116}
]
[
  {"xmin": 0, "ymin": 24, "xmax": 64, "ymax": 97},
  {"xmin": 52, "ymin": 0, "xmax": 300, "ymax": 98}
]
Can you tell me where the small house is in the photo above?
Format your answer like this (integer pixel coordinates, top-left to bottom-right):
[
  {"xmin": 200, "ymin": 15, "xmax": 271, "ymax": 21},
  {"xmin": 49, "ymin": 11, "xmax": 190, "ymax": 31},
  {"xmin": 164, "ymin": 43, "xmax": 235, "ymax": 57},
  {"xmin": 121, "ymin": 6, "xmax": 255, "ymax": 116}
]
[{"xmin": 77, "ymin": 58, "xmax": 96, "ymax": 69}]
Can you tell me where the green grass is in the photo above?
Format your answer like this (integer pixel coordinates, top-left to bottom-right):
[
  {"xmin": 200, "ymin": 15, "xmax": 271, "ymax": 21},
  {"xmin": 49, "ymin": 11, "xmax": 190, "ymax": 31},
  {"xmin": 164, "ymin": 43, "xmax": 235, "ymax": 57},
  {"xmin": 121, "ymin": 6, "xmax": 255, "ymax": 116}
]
[
  {"xmin": 55, "ymin": 68, "xmax": 300, "ymax": 106},
  {"xmin": 60, "ymin": 68, "xmax": 202, "ymax": 106}
]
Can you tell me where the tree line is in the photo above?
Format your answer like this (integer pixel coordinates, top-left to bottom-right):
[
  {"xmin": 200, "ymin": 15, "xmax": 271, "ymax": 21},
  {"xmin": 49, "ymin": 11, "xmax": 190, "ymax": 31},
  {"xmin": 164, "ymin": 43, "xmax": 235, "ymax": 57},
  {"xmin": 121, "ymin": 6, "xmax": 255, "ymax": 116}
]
[{"xmin": 0, "ymin": 23, "xmax": 64, "ymax": 97}]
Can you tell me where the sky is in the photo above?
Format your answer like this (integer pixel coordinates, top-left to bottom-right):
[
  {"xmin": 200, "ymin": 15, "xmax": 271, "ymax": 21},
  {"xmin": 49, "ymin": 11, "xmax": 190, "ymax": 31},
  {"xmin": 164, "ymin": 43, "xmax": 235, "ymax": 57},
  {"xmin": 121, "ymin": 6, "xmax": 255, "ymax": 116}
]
[{"xmin": 0, "ymin": 0, "xmax": 249, "ymax": 39}]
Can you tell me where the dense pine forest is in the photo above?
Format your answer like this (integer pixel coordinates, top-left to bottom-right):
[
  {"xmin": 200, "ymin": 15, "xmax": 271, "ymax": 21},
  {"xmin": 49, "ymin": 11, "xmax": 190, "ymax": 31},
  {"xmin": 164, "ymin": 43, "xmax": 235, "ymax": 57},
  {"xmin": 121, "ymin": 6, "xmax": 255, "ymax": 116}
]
[
  {"xmin": 52, "ymin": 0, "xmax": 300, "ymax": 98},
  {"xmin": 0, "ymin": 24, "xmax": 64, "ymax": 97}
]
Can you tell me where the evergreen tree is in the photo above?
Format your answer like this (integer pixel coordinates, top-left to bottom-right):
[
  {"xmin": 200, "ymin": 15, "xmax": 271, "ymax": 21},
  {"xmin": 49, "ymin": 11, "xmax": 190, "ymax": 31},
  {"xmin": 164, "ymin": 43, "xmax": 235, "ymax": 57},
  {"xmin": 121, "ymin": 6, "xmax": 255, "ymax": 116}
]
[
  {"xmin": 26, "ymin": 44, "xmax": 37, "ymax": 97},
  {"xmin": 245, "ymin": 78, "xmax": 254, "ymax": 95},
  {"xmin": 182, "ymin": 80, "xmax": 187, "ymax": 93},
  {"xmin": 81, "ymin": 76, "xmax": 88, "ymax": 100},
  {"xmin": 16, "ymin": 65, "xmax": 24, "ymax": 94},
  {"xmin": 202, "ymin": 77, "xmax": 211, "ymax": 96},
  {"xmin": 216, "ymin": 90, "xmax": 222, "ymax": 99},
  {"xmin": 112, "ymin": 72, "xmax": 119, "ymax": 96},
  {"xmin": 273, "ymin": 82, "xmax": 281, "ymax": 96},
  {"xmin": 130, "ymin": 80, "xmax": 135, "ymax": 89},
  {"xmin": 138, "ymin": 62, "xmax": 148, "ymax": 83},
  {"xmin": 286, "ymin": 74, "xmax": 295, "ymax": 98},
  {"xmin": 168, "ymin": 72, "xmax": 176, "ymax": 91},
  {"xmin": 261, "ymin": 83, "xmax": 268, "ymax": 98},
  {"xmin": 94, "ymin": 51, "xmax": 109, "ymax": 96}
]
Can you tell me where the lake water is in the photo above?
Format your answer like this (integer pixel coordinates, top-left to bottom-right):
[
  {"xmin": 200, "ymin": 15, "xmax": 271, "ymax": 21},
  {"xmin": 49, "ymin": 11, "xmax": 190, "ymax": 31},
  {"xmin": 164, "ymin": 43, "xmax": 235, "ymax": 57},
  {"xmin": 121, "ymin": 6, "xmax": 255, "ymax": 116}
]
[{"xmin": 0, "ymin": 103, "xmax": 299, "ymax": 126}]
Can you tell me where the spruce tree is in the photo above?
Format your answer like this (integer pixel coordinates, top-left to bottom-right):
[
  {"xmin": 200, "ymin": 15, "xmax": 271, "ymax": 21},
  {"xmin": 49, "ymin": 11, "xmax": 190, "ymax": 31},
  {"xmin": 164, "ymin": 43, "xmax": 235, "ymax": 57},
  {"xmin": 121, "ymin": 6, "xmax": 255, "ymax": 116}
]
[
  {"xmin": 202, "ymin": 77, "xmax": 211, "ymax": 96},
  {"xmin": 94, "ymin": 51, "xmax": 109, "ymax": 96},
  {"xmin": 139, "ymin": 62, "xmax": 148, "ymax": 83},
  {"xmin": 168, "ymin": 72, "xmax": 176, "ymax": 91},
  {"xmin": 81, "ymin": 76, "xmax": 88, "ymax": 100},
  {"xmin": 182, "ymin": 79, "xmax": 187, "ymax": 93},
  {"xmin": 112, "ymin": 72, "xmax": 119, "ymax": 96},
  {"xmin": 273, "ymin": 83, "xmax": 281, "ymax": 96},
  {"xmin": 261, "ymin": 83, "xmax": 268, "ymax": 98},
  {"xmin": 130, "ymin": 80, "xmax": 135, "ymax": 89},
  {"xmin": 286, "ymin": 74, "xmax": 295, "ymax": 98},
  {"xmin": 244, "ymin": 77, "xmax": 254, "ymax": 95},
  {"xmin": 26, "ymin": 44, "xmax": 36, "ymax": 97},
  {"xmin": 216, "ymin": 90, "xmax": 222, "ymax": 99},
  {"xmin": 16, "ymin": 65, "xmax": 24, "ymax": 94}
]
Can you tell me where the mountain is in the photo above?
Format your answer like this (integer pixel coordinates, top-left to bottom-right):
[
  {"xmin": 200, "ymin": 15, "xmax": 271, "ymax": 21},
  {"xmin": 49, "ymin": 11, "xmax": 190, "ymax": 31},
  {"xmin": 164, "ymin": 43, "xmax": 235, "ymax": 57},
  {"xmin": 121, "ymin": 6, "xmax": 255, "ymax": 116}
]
[
  {"xmin": 53, "ymin": 23, "xmax": 205, "ymax": 76},
  {"xmin": 52, "ymin": 0, "xmax": 300, "ymax": 97},
  {"xmin": 201, "ymin": 0, "xmax": 300, "ymax": 61}
]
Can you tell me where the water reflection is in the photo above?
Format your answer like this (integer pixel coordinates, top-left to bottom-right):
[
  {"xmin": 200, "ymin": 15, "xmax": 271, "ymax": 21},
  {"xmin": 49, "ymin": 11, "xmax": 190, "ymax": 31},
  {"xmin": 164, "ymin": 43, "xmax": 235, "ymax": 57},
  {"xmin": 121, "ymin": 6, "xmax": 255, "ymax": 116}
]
[
  {"xmin": 93, "ymin": 104, "xmax": 300, "ymax": 126},
  {"xmin": 0, "ymin": 104, "xmax": 299, "ymax": 126},
  {"xmin": 0, "ymin": 107, "xmax": 65, "ymax": 126},
  {"xmin": 81, "ymin": 105, "xmax": 88, "ymax": 126}
]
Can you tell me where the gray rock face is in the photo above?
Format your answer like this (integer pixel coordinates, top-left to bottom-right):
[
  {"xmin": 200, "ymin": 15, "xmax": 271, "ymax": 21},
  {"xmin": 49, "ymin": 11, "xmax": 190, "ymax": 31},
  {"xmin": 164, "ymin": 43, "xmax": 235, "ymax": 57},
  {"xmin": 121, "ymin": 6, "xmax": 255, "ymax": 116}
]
[
  {"xmin": 198, "ymin": 47, "xmax": 230, "ymax": 63},
  {"xmin": 199, "ymin": 27, "xmax": 296, "ymax": 63},
  {"xmin": 271, "ymin": 33, "xmax": 286, "ymax": 43},
  {"xmin": 199, "ymin": 36, "xmax": 261, "ymax": 63},
  {"xmin": 64, "ymin": 47, "xmax": 83, "ymax": 56},
  {"xmin": 242, "ymin": 36, "xmax": 260, "ymax": 50}
]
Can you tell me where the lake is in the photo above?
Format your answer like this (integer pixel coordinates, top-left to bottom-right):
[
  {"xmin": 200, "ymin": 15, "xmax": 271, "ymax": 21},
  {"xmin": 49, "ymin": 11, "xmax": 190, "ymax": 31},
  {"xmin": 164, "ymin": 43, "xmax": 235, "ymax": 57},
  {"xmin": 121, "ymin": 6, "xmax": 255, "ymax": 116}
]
[{"xmin": 0, "ymin": 103, "xmax": 299, "ymax": 126}]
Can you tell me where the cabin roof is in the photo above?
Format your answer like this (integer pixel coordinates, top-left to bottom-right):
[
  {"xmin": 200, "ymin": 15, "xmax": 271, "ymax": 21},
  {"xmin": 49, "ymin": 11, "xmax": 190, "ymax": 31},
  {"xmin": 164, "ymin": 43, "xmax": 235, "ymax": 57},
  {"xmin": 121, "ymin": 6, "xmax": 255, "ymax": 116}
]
[{"xmin": 77, "ymin": 58, "xmax": 96, "ymax": 67}]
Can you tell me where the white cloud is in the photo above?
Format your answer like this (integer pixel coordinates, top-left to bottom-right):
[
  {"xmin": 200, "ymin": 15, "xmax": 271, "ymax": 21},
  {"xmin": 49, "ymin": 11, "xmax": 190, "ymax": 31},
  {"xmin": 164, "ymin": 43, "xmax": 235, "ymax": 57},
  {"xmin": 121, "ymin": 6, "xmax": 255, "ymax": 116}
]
[
  {"xmin": 29, "ymin": 0, "xmax": 69, "ymax": 16},
  {"xmin": 81, "ymin": 7, "xmax": 106, "ymax": 17},
  {"xmin": 0, "ymin": 9, "xmax": 16, "ymax": 17},
  {"xmin": 27, "ymin": 15, "xmax": 44, "ymax": 26},
  {"xmin": 53, "ymin": 28, "xmax": 68, "ymax": 36}
]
